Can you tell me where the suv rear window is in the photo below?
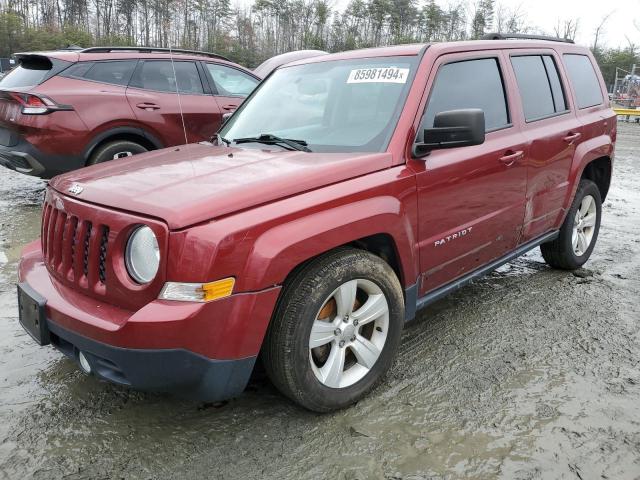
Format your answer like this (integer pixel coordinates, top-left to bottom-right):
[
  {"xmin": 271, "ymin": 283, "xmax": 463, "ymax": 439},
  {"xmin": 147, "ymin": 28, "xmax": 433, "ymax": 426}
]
[
  {"xmin": 511, "ymin": 55, "xmax": 567, "ymax": 121},
  {"xmin": 0, "ymin": 56, "xmax": 69, "ymax": 88},
  {"xmin": 131, "ymin": 61, "xmax": 204, "ymax": 94},
  {"xmin": 424, "ymin": 58, "xmax": 509, "ymax": 132},
  {"xmin": 563, "ymin": 54, "xmax": 603, "ymax": 109}
]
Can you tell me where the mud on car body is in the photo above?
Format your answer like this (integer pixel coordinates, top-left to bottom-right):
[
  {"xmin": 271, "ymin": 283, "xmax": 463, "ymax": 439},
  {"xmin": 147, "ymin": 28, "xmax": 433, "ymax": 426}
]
[{"xmin": 18, "ymin": 35, "xmax": 615, "ymax": 412}]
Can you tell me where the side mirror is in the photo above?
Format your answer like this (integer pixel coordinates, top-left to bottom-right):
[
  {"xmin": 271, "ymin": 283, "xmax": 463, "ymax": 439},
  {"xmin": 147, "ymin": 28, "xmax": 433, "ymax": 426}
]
[
  {"xmin": 413, "ymin": 108, "xmax": 486, "ymax": 158},
  {"xmin": 221, "ymin": 112, "xmax": 233, "ymax": 127}
]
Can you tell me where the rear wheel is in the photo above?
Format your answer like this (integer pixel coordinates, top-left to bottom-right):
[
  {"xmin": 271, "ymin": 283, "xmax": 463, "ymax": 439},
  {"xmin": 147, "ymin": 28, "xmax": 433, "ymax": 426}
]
[
  {"xmin": 262, "ymin": 248, "xmax": 404, "ymax": 412},
  {"xmin": 88, "ymin": 140, "xmax": 148, "ymax": 166},
  {"xmin": 540, "ymin": 179, "xmax": 602, "ymax": 270}
]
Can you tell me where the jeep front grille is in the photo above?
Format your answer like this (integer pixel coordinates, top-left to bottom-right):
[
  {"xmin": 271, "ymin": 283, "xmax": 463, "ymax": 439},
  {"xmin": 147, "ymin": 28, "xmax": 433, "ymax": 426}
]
[{"xmin": 42, "ymin": 201, "xmax": 110, "ymax": 289}]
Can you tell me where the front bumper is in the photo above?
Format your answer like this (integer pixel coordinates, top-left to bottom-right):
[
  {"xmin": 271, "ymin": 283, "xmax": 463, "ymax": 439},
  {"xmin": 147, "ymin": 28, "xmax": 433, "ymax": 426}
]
[
  {"xmin": 48, "ymin": 319, "xmax": 256, "ymax": 401},
  {"xmin": 18, "ymin": 240, "xmax": 282, "ymax": 400}
]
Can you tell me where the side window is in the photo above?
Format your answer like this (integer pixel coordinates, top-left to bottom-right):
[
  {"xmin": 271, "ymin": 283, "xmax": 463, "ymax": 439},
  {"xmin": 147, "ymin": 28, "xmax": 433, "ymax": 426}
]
[
  {"xmin": 563, "ymin": 54, "xmax": 603, "ymax": 109},
  {"xmin": 83, "ymin": 61, "xmax": 137, "ymax": 86},
  {"xmin": 206, "ymin": 64, "xmax": 259, "ymax": 97},
  {"xmin": 424, "ymin": 58, "xmax": 509, "ymax": 132},
  {"xmin": 131, "ymin": 61, "xmax": 204, "ymax": 94},
  {"xmin": 511, "ymin": 55, "xmax": 567, "ymax": 121},
  {"xmin": 60, "ymin": 62, "xmax": 94, "ymax": 79},
  {"xmin": 543, "ymin": 56, "xmax": 567, "ymax": 112}
]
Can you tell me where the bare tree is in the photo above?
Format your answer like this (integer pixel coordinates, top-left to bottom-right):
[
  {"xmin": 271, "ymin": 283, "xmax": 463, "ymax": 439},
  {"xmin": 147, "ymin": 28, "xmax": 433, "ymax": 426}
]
[
  {"xmin": 554, "ymin": 18, "xmax": 579, "ymax": 41},
  {"xmin": 593, "ymin": 10, "xmax": 614, "ymax": 51}
]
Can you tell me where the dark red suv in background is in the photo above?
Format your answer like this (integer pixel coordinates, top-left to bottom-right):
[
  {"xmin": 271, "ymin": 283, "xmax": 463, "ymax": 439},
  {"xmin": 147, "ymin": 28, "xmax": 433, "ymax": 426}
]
[{"xmin": 0, "ymin": 47, "xmax": 260, "ymax": 178}]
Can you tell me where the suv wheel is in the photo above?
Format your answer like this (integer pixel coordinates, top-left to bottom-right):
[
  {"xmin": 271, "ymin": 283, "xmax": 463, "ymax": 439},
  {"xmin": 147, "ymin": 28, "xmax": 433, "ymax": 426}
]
[
  {"xmin": 262, "ymin": 248, "xmax": 404, "ymax": 412},
  {"xmin": 540, "ymin": 179, "xmax": 602, "ymax": 270},
  {"xmin": 88, "ymin": 140, "xmax": 148, "ymax": 165}
]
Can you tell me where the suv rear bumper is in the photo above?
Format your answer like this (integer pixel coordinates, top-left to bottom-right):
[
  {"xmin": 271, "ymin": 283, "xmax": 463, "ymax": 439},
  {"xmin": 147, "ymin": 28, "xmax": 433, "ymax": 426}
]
[{"xmin": 0, "ymin": 138, "xmax": 84, "ymax": 178}]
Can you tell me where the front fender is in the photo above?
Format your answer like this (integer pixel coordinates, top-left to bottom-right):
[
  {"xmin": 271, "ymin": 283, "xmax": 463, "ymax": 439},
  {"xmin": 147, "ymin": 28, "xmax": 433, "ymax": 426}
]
[{"xmin": 241, "ymin": 195, "xmax": 419, "ymax": 291}]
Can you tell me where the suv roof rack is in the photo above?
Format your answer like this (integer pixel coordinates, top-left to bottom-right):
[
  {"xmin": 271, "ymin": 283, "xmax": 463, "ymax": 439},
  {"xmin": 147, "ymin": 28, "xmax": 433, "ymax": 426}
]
[
  {"xmin": 481, "ymin": 33, "xmax": 575, "ymax": 44},
  {"xmin": 79, "ymin": 46, "xmax": 230, "ymax": 62}
]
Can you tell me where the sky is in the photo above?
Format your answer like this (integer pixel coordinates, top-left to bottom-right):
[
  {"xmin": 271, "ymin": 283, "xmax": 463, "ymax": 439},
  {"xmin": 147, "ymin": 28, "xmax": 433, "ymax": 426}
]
[
  {"xmin": 492, "ymin": 0, "xmax": 640, "ymax": 48},
  {"xmin": 233, "ymin": 0, "xmax": 640, "ymax": 50}
]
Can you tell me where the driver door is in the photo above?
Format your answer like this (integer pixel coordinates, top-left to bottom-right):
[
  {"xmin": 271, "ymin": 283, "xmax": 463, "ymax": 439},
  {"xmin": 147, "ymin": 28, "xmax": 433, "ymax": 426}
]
[{"xmin": 411, "ymin": 52, "xmax": 528, "ymax": 296}]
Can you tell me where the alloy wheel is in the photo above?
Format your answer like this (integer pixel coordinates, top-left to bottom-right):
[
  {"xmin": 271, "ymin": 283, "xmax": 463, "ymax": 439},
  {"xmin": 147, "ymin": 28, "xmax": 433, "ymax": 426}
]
[
  {"xmin": 308, "ymin": 278, "xmax": 389, "ymax": 389},
  {"xmin": 572, "ymin": 194, "xmax": 597, "ymax": 256}
]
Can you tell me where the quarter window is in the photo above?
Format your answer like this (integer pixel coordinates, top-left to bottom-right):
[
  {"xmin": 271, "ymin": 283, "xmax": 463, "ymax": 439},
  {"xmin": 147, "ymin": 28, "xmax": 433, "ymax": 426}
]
[
  {"xmin": 511, "ymin": 55, "xmax": 567, "ymax": 121},
  {"xmin": 131, "ymin": 61, "xmax": 204, "ymax": 94},
  {"xmin": 424, "ymin": 58, "xmax": 509, "ymax": 132},
  {"xmin": 206, "ymin": 64, "xmax": 258, "ymax": 97},
  {"xmin": 83, "ymin": 61, "xmax": 137, "ymax": 86},
  {"xmin": 563, "ymin": 54, "xmax": 603, "ymax": 109}
]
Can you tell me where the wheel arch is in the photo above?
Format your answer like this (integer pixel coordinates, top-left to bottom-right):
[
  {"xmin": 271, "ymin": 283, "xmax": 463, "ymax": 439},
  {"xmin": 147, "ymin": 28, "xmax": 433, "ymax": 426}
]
[
  {"xmin": 240, "ymin": 196, "xmax": 419, "ymax": 294},
  {"xmin": 562, "ymin": 135, "xmax": 614, "ymax": 221},
  {"xmin": 83, "ymin": 126, "xmax": 164, "ymax": 164},
  {"xmin": 580, "ymin": 156, "xmax": 612, "ymax": 201}
]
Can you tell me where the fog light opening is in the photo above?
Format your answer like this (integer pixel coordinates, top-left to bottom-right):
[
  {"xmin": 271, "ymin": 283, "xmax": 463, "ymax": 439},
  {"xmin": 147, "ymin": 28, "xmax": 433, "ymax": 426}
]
[{"xmin": 78, "ymin": 351, "xmax": 92, "ymax": 374}]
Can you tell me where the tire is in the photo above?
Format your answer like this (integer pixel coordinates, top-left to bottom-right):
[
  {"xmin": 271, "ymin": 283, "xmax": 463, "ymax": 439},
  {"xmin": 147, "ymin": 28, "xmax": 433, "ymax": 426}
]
[
  {"xmin": 262, "ymin": 248, "xmax": 404, "ymax": 412},
  {"xmin": 88, "ymin": 140, "xmax": 148, "ymax": 166},
  {"xmin": 540, "ymin": 179, "xmax": 602, "ymax": 270}
]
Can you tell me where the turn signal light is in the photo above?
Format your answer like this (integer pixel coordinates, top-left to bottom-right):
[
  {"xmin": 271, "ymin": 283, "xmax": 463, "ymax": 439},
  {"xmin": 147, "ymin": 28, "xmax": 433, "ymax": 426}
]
[{"xmin": 159, "ymin": 278, "xmax": 236, "ymax": 303}]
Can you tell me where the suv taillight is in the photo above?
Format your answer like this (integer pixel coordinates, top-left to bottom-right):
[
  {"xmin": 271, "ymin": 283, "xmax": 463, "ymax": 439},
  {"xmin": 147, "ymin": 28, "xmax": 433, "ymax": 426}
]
[{"xmin": 9, "ymin": 92, "xmax": 66, "ymax": 115}]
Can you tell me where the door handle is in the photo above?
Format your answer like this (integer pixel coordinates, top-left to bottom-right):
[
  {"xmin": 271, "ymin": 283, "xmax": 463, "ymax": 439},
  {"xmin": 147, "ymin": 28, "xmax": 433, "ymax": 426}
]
[
  {"xmin": 563, "ymin": 132, "xmax": 582, "ymax": 144},
  {"xmin": 221, "ymin": 104, "xmax": 237, "ymax": 111},
  {"xmin": 136, "ymin": 102, "xmax": 160, "ymax": 111},
  {"xmin": 499, "ymin": 150, "xmax": 523, "ymax": 166}
]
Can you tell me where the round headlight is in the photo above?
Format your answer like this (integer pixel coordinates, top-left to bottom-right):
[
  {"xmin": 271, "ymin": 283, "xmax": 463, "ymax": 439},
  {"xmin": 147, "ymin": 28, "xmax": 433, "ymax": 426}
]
[{"xmin": 125, "ymin": 226, "xmax": 160, "ymax": 284}]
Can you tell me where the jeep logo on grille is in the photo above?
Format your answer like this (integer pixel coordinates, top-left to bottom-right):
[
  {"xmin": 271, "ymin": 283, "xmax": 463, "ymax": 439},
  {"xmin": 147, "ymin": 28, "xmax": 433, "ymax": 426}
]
[{"xmin": 68, "ymin": 183, "xmax": 84, "ymax": 195}]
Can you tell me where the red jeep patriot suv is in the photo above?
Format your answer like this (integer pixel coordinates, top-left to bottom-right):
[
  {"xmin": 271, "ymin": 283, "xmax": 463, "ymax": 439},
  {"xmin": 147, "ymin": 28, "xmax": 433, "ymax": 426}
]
[
  {"xmin": 0, "ymin": 47, "xmax": 260, "ymax": 178},
  {"xmin": 17, "ymin": 34, "xmax": 615, "ymax": 412}
]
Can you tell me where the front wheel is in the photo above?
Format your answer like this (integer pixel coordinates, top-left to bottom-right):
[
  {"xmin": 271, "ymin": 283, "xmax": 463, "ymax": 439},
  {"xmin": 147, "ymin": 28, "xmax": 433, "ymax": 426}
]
[
  {"xmin": 262, "ymin": 249, "xmax": 404, "ymax": 412},
  {"xmin": 541, "ymin": 179, "xmax": 602, "ymax": 270}
]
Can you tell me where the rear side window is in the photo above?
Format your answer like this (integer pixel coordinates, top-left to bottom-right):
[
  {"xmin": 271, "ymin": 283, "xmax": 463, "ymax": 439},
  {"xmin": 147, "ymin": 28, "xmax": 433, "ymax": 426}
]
[
  {"xmin": 205, "ymin": 64, "xmax": 258, "ymax": 97},
  {"xmin": 424, "ymin": 58, "xmax": 509, "ymax": 132},
  {"xmin": 131, "ymin": 61, "xmax": 204, "ymax": 94},
  {"xmin": 83, "ymin": 61, "xmax": 137, "ymax": 86},
  {"xmin": 563, "ymin": 54, "xmax": 603, "ymax": 109},
  {"xmin": 511, "ymin": 55, "xmax": 567, "ymax": 121}
]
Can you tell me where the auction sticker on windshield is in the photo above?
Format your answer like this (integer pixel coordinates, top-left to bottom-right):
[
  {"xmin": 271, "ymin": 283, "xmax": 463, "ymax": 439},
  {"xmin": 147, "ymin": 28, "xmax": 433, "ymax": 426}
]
[{"xmin": 347, "ymin": 67, "xmax": 410, "ymax": 84}]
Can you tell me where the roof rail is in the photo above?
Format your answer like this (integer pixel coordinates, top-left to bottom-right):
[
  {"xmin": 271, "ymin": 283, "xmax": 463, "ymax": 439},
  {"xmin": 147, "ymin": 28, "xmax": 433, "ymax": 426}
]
[
  {"xmin": 79, "ymin": 46, "xmax": 231, "ymax": 61},
  {"xmin": 481, "ymin": 33, "xmax": 575, "ymax": 44}
]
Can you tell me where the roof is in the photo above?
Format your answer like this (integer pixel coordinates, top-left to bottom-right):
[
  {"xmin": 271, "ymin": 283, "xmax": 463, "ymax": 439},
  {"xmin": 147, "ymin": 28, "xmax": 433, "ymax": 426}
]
[
  {"xmin": 285, "ymin": 39, "xmax": 590, "ymax": 68},
  {"xmin": 14, "ymin": 49, "xmax": 241, "ymax": 68}
]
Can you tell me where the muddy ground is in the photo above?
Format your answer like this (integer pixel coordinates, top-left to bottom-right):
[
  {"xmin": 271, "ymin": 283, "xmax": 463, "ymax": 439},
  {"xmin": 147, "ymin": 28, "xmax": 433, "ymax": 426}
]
[{"xmin": 1, "ymin": 123, "xmax": 639, "ymax": 480}]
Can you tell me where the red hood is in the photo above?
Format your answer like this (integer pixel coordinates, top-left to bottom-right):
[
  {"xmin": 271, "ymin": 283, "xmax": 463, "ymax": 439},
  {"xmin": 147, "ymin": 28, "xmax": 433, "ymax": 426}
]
[{"xmin": 50, "ymin": 143, "xmax": 393, "ymax": 229}]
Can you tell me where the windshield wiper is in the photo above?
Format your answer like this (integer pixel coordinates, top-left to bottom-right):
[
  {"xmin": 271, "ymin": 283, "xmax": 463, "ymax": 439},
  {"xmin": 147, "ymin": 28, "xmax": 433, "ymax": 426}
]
[{"xmin": 233, "ymin": 133, "xmax": 312, "ymax": 152}]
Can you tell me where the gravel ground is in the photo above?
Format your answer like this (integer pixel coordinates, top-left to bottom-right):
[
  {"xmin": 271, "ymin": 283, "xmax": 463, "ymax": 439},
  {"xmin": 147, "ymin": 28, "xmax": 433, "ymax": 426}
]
[{"xmin": 0, "ymin": 123, "xmax": 639, "ymax": 480}]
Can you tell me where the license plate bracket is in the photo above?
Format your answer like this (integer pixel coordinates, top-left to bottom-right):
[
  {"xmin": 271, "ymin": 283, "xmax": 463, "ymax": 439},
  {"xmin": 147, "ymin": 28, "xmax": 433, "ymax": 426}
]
[{"xmin": 17, "ymin": 283, "xmax": 50, "ymax": 346}]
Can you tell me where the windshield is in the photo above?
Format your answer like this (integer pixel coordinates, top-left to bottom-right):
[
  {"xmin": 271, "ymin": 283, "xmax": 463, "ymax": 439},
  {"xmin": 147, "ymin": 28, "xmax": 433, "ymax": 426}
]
[{"xmin": 220, "ymin": 56, "xmax": 418, "ymax": 153}]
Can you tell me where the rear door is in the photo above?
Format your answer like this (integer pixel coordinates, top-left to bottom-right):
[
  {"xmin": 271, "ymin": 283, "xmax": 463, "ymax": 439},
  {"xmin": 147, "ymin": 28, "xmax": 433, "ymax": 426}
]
[
  {"xmin": 412, "ymin": 52, "xmax": 528, "ymax": 296},
  {"xmin": 201, "ymin": 62, "xmax": 259, "ymax": 116},
  {"xmin": 507, "ymin": 51, "xmax": 581, "ymax": 242},
  {"xmin": 126, "ymin": 60, "xmax": 220, "ymax": 145}
]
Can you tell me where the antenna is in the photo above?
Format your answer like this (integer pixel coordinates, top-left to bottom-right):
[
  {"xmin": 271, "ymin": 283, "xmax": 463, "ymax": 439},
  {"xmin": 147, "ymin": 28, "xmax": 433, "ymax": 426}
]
[{"xmin": 167, "ymin": 38, "xmax": 189, "ymax": 145}]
